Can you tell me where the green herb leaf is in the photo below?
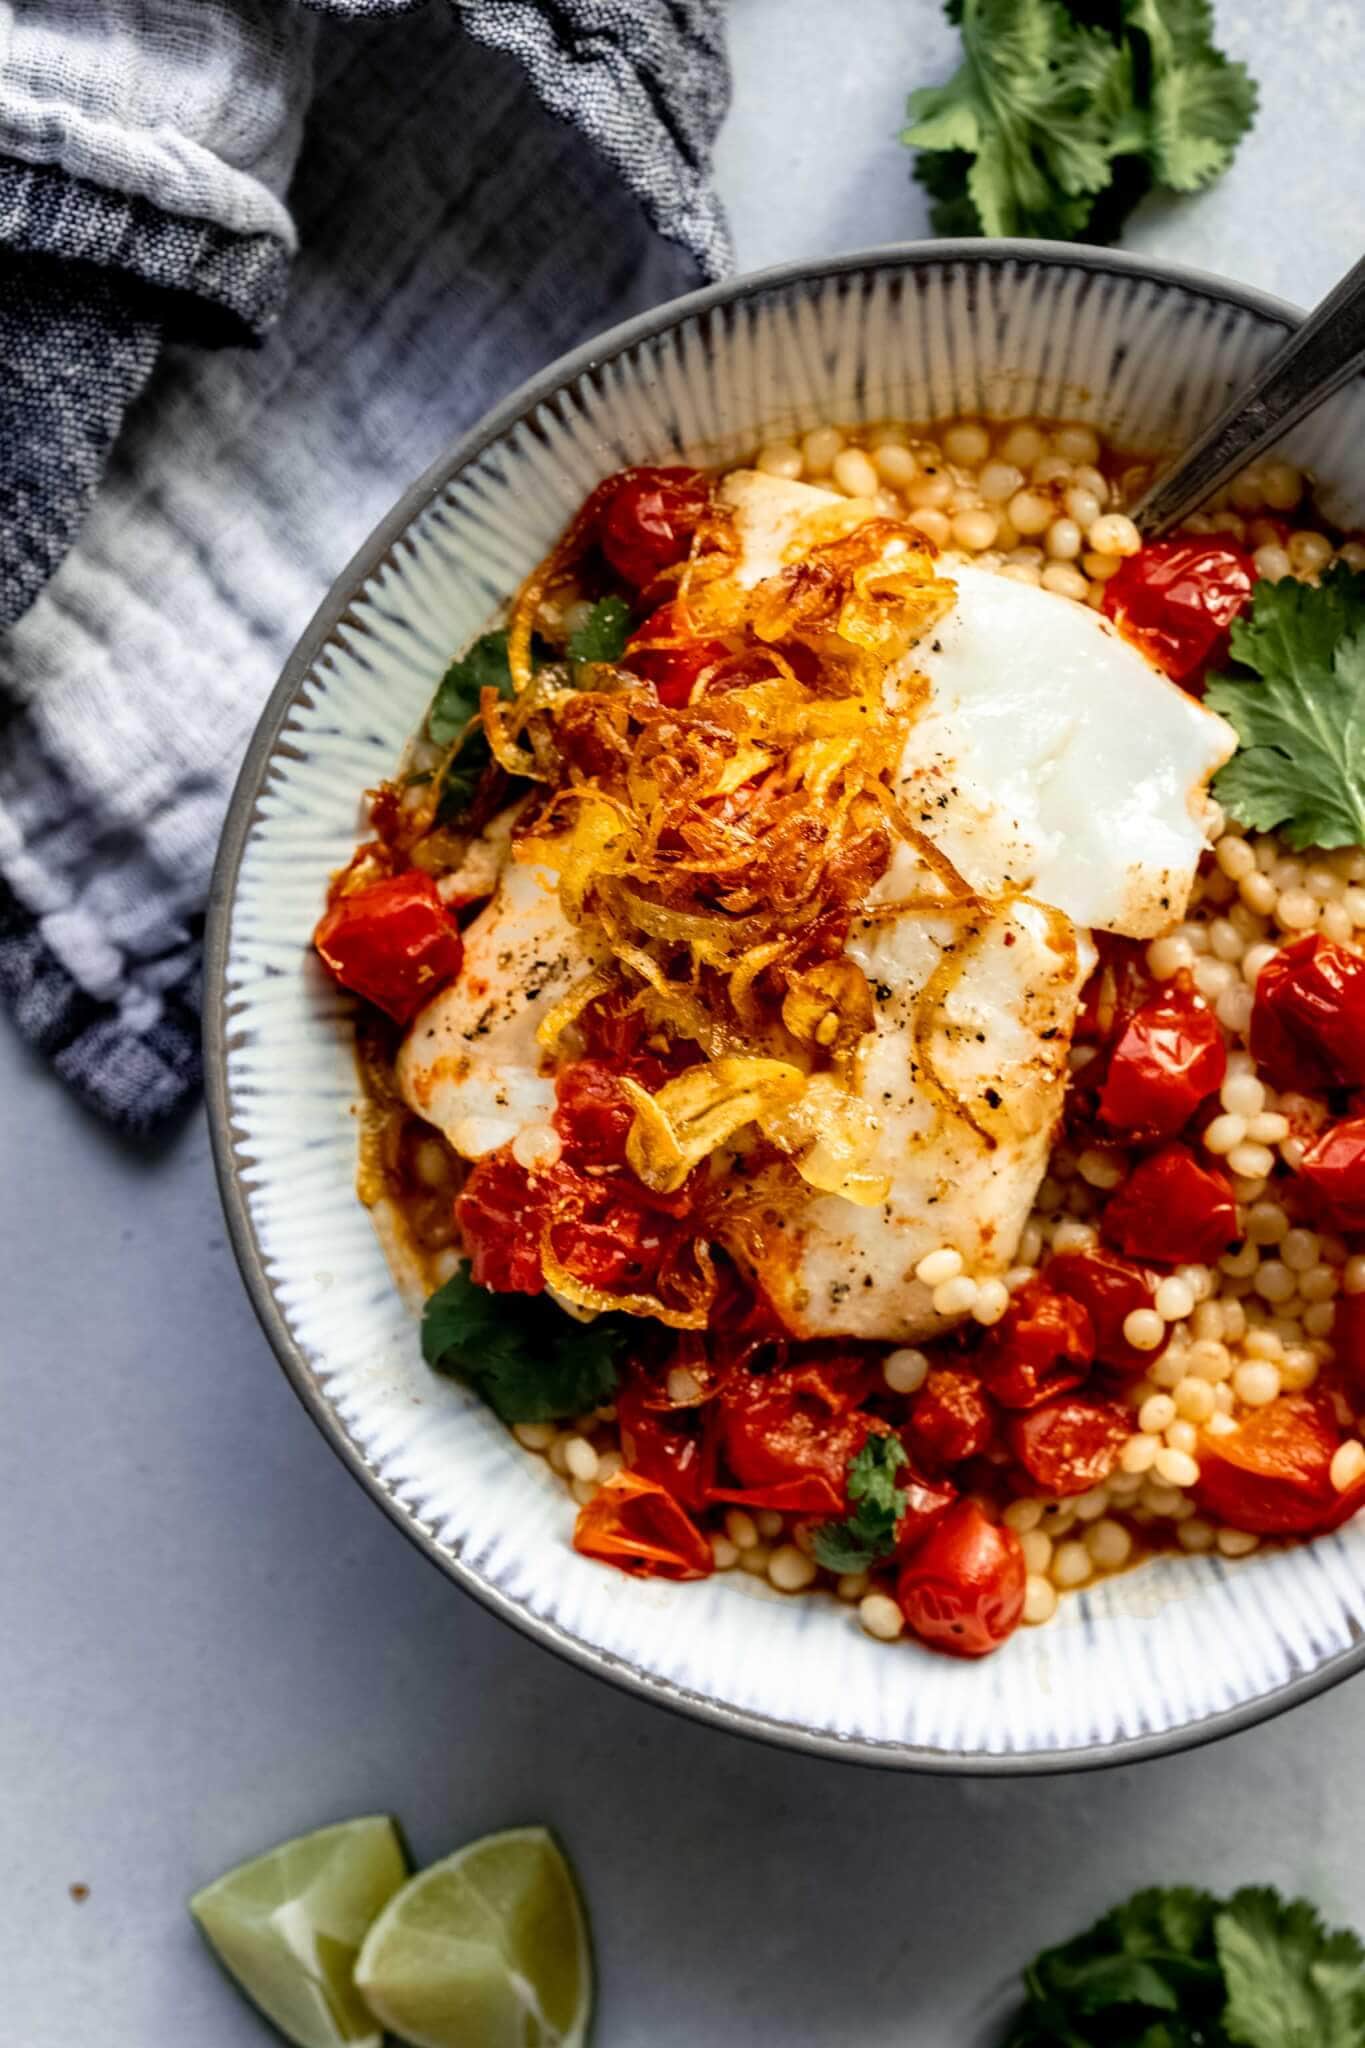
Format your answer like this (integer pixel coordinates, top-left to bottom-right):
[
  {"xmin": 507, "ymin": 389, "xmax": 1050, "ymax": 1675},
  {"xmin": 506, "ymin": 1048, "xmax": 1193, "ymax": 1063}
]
[
  {"xmin": 1207, "ymin": 565, "xmax": 1365, "ymax": 851},
  {"xmin": 811, "ymin": 1434, "xmax": 907, "ymax": 1574},
  {"xmin": 428, "ymin": 630, "xmax": 516, "ymax": 748},
  {"xmin": 421, "ymin": 1267, "xmax": 630, "ymax": 1424},
  {"xmin": 1217, "ymin": 1887, "xmax": 1365, "ymax": 2048},
  {"xmin": 902, "ymin": 0, "xmax": 1256, "ymax": 244},
  {"xmin": 567, "ymin": 596, "xmax": 631, "ymax": 667}
]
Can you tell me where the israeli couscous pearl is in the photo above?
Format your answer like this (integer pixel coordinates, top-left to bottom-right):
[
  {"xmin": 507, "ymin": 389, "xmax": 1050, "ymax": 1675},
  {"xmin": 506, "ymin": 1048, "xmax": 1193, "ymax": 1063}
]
[
  {"xmin": 1126, "ymin": 1309, "xmax": 1167, "ymax": 1352},
  {"xmin": 769, "ymin": 1544, "xmax": 818, "ymax": 1592},
  {"xmin": 859, "ymin": 1593, "xmax": 905, "ymax": 1640},
  {"xmin": 800, "ymin": 425, "xmax": 843, "ymax": 474},
  {"xmin": 1020, "ymin": 1528, "xmax": 1053, "ymax": 1574},
  {"xmin": 933, "ymin": 1275, "xmax": 979, "ymax": 1317},
  {"xmin": 1330, "ymin": 1441, "xmax": 1365, "ymax": 1492},
  {"xmin": 837, "ymin": 1571, "xmax": 869, "ymax": 1601},
  {"xmin": 884, "ymin": 1347, "xmax": 929, "ymax": 1395},
  {"xmin": 1088, "ymin": 512, "xmax": 1141, "ymax": 557},
  {"xmin": 1086, "ymin": 1518, "xmax": 1133, "ymax": 1569},
  {"xmin": 1154, "ymin": 1447, "xmax": 1201, "ymax": 1488},
  {"xmin": 1008, "ymin": 490, "xmax": 1054, "ymax": 537},
  {"xmin": 710, "ymin": 1536, "xmax": 740, "ymax": 1570},
  {"xmin": 943, "ymin": 421, "xmax": 991, "ymax": 465},
  {"xmin": 1234, "ymin": 1360, "xmax": 1283, "ymax": 1406},
  {"xmin": 1051, "ymin": 1541, "xmax": 1093, "ymax": 1589},
  {"xmin": 725, "ymin": 1508, "xmax": 759, "ymax": 1550},
  {"xmin": 756, "ymin": 441, "xmax": 803, "ymax": 479},
  {"xmin": 1023, "ymin": 1575, "xmax": 1058, "ymax": 1624},
  {"xmin": 972, "ymin": 1278, "xmax": 1011, "ymax": 1326}
]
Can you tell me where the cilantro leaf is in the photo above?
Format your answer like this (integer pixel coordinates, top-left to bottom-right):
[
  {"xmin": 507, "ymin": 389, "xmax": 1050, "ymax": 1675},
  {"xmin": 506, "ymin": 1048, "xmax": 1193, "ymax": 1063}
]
[
  {"xmin": 902, "ymin": 0, "xmax": 1256, "ymax": 244},
  {"xmin": 1207, "ymin": 565, "xmax": 1365, "ymax": 851},
  {"xmin": 567, "ymin": 595, "xmax": 631, "ymax": 666},
  {"xmin": 1125, "ymin": 0, "xmax": 1258, "ymax": 192},
  {"xmin": 1217, "ymin": 1887, "xmax": 1365, "ymax": 2048},
  {"xmin": 428, "ymin": 630, "xmax": 515, "ymax": 748},
  {"xmin": 421, "ymin": 1267, "xmax": 629, "ymax": 1423},
  {"xmin": 811, "ymin": 1434, "xmax": 908, "ymax": 1573}
]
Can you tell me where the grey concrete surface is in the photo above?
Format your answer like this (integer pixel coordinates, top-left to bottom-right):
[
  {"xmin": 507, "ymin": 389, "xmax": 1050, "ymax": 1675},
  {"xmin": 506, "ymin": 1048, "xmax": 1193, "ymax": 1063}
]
[{"xmin": 6, "ymin": 3, "xmax": 1365, "ymax": 2042}]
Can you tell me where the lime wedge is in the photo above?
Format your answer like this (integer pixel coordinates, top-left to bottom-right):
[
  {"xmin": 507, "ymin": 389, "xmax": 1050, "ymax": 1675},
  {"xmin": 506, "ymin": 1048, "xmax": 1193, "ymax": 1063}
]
[
  {"xmin": 190, "ymin": 1815, "xmax": 409, "ymax": 2047},
  {"xmin": 353, "ymin": 1826, "xmax": 592, "ymax": 2048}
]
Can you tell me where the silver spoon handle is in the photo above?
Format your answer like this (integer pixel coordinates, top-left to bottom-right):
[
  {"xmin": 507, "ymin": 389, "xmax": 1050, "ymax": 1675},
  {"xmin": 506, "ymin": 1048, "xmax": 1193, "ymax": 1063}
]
[{"xmin": 1134, "ymin": 251, "xmax": 1365, "ymax": 537}]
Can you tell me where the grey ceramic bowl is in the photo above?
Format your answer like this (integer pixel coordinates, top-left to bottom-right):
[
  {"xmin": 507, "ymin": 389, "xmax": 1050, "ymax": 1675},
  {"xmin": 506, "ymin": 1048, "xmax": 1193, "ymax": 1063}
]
[{"xmin": 206, "ymin": 239, "xmax": 1365, "ymax": 1774}]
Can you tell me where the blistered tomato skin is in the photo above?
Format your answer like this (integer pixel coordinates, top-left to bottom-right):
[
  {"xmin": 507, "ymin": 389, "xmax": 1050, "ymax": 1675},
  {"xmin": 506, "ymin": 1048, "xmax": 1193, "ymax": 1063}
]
[
  {"xmin": 313, "ymin": 870, "xmax": 462, "ymax": 1024},
  {"xmin": 455, "ymin": 1151, "xmax": 547, "ymax": 1294},
  {"xmin": 895, "ymin": 1502, "xmax": 1026, "ymax": 1658},
  {"xmin": 974, "ymin": 1278, "xmax": 1094, "ymax": 1410},
  {"xmin": 1101, "ymin": 1144, "xmax": 1239, "ymax": 1265},
  {"xmin": 553, "ymin": 1060, "xmax": 635, "ymax": 1167},
  {"xmin": 893, "ymin": 1469, "xmax": 960, "ymax": 1557},
  {"xmin": 1101, "ymin": 536, "xmax": 1253, "ymax": 687},
  {"xmin": 1297, "ymin": 1115, "xmax": 1365, "ymax": 1231},
  {"xmin": 1098, "ymin": 975, "xmax": 1226, "ymax": 1138},
  {"xmin": 625, "ymin": 601, "xmax": 730, "ymax": 707},
  {"xmin": 715, "ymin": 1368, "xmax": 878, "ymax": 1517},
  {"xmin": 1046, "ymin": 1247, "xmax": 1168, "ymax": 1376},
  {"xmin": 599, "ymin": 468, "xmax": 709, "ymax": 589},
  {"xmin": 616, "ymin": 1383, "xmax": 715, "ymax": 1512},
  {"xmin": 573, "ymin": 1470, "xmax": 713, "ymax": 1580},
  {"xmin": 907, "ymin": 1370, "xmax": 996, "ymax": 1466},
  {"xmin": 1007, "ymin": 1396, "xmax": 1131, "ymax": 1496},
  {"xmin": 1195, "ymin": 1394, "xmax": 1365, "ymax": 1536},
  {"xmin": 1250, "ymin": 935, "xmax": 1365, "ymax": 1092}
]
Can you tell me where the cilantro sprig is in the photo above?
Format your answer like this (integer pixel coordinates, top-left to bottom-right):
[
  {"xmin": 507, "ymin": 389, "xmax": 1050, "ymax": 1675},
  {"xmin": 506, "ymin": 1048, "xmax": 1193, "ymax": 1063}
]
[
  {"xmin": 1207, "ymin": 565, "xmax": 1365, "ymax": 851},
  {"xmin": 422, "ymin": 1268, "xmax": 630, "ymax": 1424},
  {"xmin": 567, "ymin": 595, "xmax": 630, "ymax": 667},
  {"xmin": 901, "ymin": 0, "xmax": 1257, "ymax": 243},
  {"xmin": 426, "ymin": 630, "xmax": 517, "ymax": 822},
  {"xmin": 1006, "ymin": 1884, "xmax": 1365, "ymax": 2047},
  {"xmin": 811, "ymin": 1434, "xmax": 908, "ymax": 1574}
]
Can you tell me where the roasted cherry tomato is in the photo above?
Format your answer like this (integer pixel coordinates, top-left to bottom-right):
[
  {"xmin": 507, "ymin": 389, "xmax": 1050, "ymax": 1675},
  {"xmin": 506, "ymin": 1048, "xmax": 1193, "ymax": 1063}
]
[
  {"xmin": 715, "ymin": 1364, "xmax": 880, "ymax": 1517},
  {"xmin": 455, "ymin": 1150, "xmax": 547, "ymax": 1293},
  {"xmin": 974, "ymin": 1278, "xmax": 1094, "ymax": 1410},
  {"xmin": 907, "ymin": 1369, "xmax": 996, "ymax": 1466},
  {"xmin": 625, "ymin": 601, "xmax": 730, "ymax": 707},
  {"xmin": 895, "ymin": 1502, "xmax": 1026, "ymax": 1658},
  {"xmin": 1097, "ymin": 973, "xmax": 1226, "ymax": 1138},
  {"xmin": 892, "ymin": 1468, "xmax": 960, "ymax": 1557},
  {"xmin": 616, "ymin": 1382, "xmax": 715, "ymax": 1512},
  {"xmin": 599, "ymin": 467, "xmax": 709, "ymax": 589},
  {"xmin": 1195, "ymin": 1394, "xmax": 1365, "ymax": 1535},
  {"xmin": 1046, "ymin": 1247, "xmax": 1169, "ymax": 1377},
  {"xmin": 554, "ymin": 1059, "xmax": 636, "ymax": 1167},
  {"xmin": 1007, "ymin": 1396, "xmax": 1130, "ymax": 1496},
  {"xmin": 1250, "ymin": 936, "xmax": 1365, "ymax": 1093},
  {"xmin": 1101, "ymin": 1143, "xmax": 1239, "ymax": 1265},
  {"xmin": 1297, "ymin": 1115, "xmax": 1365, "ymax": 1231},
  {"xmin": 313, "ymin": 870, "xmax": 462, "ymax": 1024},
  {"xmin": 573, "ymin": 1470, "xmax": 713, "ymax": 1580},
  {"xmin": 1101, "ymin": 536, "xmax": 1253, "ymax": 688},
  {"xmin": 1334, "ymin": 1291, "xmax": 1365, "ymax": 1405}
]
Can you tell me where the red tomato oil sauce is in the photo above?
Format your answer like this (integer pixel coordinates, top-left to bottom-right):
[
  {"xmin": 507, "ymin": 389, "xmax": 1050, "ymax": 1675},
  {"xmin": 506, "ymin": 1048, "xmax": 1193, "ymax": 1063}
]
[{"xmin": 319, "ymin": 419, "xmax": 1365, "ymax": 1661}]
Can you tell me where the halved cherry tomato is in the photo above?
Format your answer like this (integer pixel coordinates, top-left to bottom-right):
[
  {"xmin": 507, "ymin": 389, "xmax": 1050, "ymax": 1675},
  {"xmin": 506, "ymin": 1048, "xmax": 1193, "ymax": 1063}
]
[
  {"xmin": 974, "ymin": 1278, "xmax": 1094, "ymax": 1411},
  {"xmin": 554, "ymin": 1059, "xmax": 636, "ymax": 1168},
  {"xmin": 1101, "ymin": 1144, "xmax": 1239, "ymax": 1265},
  {"xmin": 616, "ymin": 1382, "xmax": 715, "ymax": 1512},
  {"xmin": 1046, "ymin": 1247, "xmax": 1169, "ymax": 1377},
  {"xmin": 1297, "ymin": 1115, "xmax": 1365, "ymax": 1232},
  {"xmin": 715, "ymin": 1362, "xmax": 879, "ymax": 1517},
  {"xmin": 1194, "ymin": 1394, "xmax": 1365, "ymax": 1535},
  {"xmin": 1098, "ymin": 973, "xmax": 1226, "ymax": 1138},
  {"xmin": 313, "ymin": 870, "xmax": 462, "ymax": 1024},
  {"xmin": 893, "ymin": 1468, "xmax": 960, "ymax": 1557},
  {"xmin": 573, "ymin": 1470, "xmax": 713, "ymax": 1580},
  {"xmin": 895, "ymin": 1502, "xmax": 1026, "ymax": 1658},
  {"xmin": 599, "ymin": 468, "xmax": 710, "ymax": 589},
  {"xmin": 1007, "ymin": 1396, "xmax": 1130, "ymax": 1496},
  {"xmin": 1250, "ymin": 936, "xmax": 1365, "ymax": 1093},
  {"xmin": 1101, "ymin": 536, "xmax": 1253, "ymax": 688},
  {"xmin": 455, "ymin": 1151, "xmax": 548, "ymax": 1293},
  {"xmin": 907, "ymin": 1370, "xmax": 996, "ymax": 1466},
  {"xmin": 1334, "ymin": 1291, "xmax": 1365, "ymax": 1404},
  {"xmin": 625, "ymin": 601, "xmax": 730, "ymax": 707}
]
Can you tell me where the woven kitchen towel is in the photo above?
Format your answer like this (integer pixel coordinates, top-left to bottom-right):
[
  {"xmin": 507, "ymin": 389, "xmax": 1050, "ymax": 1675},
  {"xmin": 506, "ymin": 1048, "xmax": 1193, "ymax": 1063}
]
[{"xmin": 0, "ymin": 0, "xmax": 730, "ymax": 1133}]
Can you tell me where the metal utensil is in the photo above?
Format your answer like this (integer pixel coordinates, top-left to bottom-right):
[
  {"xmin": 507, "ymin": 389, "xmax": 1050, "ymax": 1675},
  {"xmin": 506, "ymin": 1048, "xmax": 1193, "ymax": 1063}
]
[{"xmin": 1134, "ymin": 252, "xmax": 1365, "ymax": 536}]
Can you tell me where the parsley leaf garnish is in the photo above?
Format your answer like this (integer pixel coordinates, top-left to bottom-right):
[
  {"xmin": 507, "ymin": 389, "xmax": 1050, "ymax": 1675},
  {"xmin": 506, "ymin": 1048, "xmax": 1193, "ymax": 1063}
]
[
  {"xmin": 567, "ymin": 595, "xmax": 631, "ymax": 666},
  {"xmin": 902, "ymin": 0, "xmax": 1256, "ymax": 243},
  {"xmin": 811, "ymin": 1434, "xmax": 908, "ymax": 1574},
  {"xmin": 1207, "ymin": 565, "xmax": 1365, "ymax": 851},
  {"xmin": 1005, "ymin": 1883, "xmax": 1365, "ymax": 2046},
  {"xmin": 421, "ymin": 1267, "xmax": 629, "ymax": 1423}
]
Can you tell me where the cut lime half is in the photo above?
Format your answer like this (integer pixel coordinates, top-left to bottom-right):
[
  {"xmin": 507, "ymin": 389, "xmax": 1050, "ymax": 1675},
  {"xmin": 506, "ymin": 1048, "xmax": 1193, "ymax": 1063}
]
[
  {"xmin": 190, "ymin": 1815, "xmax": 408, "ymax": 2047},
  {"xmin": 354, "ymin": 1826, "xmax": 592, "ymax": 2048}
]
